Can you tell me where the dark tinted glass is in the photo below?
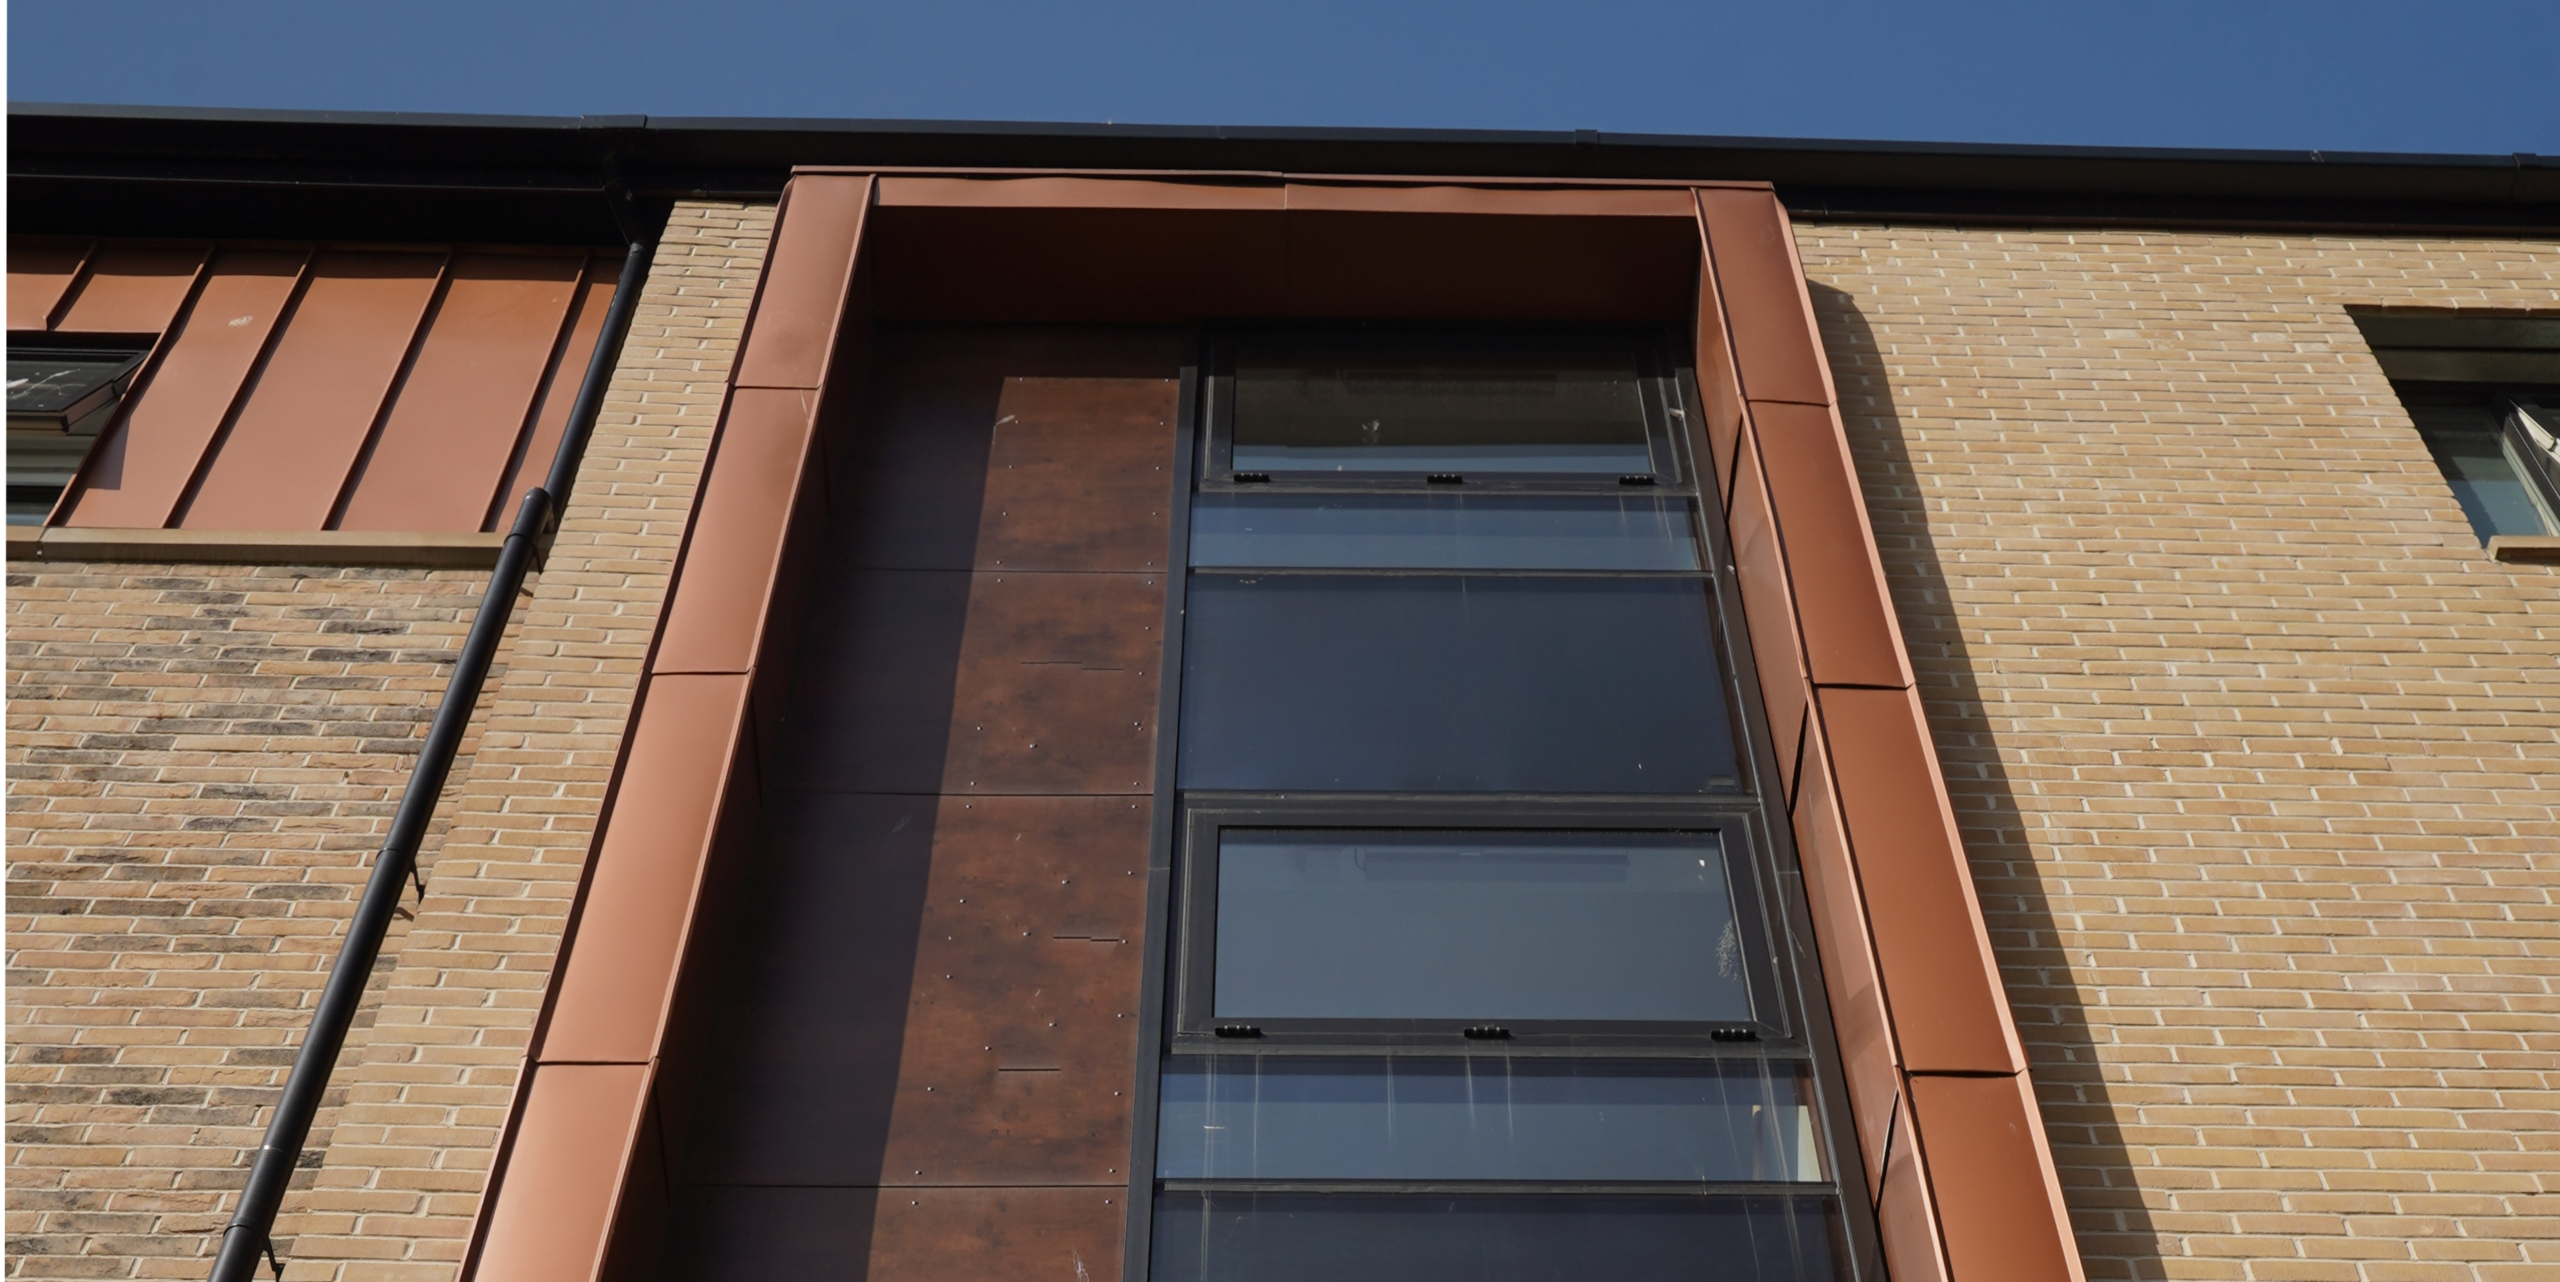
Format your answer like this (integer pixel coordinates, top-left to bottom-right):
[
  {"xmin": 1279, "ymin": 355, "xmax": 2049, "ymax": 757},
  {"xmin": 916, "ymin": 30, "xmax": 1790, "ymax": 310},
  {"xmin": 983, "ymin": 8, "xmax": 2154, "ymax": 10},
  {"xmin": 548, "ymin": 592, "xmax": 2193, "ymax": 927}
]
[
  {"xmin": 1159, "ymin": 1056, "xmax": 1822, "ymax": 1181},
  {"xmin": 1178, "ymin": 574, "xmax": 1738, "ymax": 793},
  {"xmin": 1228, "ymin": 332, "xmax": 1651, "ymax": 475},
  {"xmin": 1190, "ymin": 493, "xmax": 1700, "ymax": 570},
  {"xmin": 2406, "ymin": 394, "xmax": 2560, "ymax": 538},
  {"xmin": 1152, "ymin": 1191, "xmax": 1846, "ymax": 1282},
  {"xmin": 6, "ymin": 349, "xmax": 143, "ymax": 419},
  {"xmin": 1212, "ymin": 831, "xmax": 1751, "ymax": 1023}
]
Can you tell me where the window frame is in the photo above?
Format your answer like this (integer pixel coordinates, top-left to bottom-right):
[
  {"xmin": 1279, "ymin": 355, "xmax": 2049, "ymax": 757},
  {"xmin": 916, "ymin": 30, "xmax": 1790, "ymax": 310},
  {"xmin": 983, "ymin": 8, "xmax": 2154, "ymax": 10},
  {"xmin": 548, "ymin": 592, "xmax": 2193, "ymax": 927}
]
[
  {"xmin": 1198, "ymin": 326, "xmax": 1693, "ymax": 495},
  {"xmin": 1169, "ymin": 795, "xmax": 1792, "ymax": 1054}
]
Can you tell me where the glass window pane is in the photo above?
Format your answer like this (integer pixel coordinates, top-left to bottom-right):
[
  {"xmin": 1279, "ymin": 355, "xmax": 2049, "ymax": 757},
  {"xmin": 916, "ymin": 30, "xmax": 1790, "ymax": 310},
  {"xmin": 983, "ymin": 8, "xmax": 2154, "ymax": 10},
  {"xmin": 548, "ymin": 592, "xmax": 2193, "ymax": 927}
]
[
  {"xmin": 1151, "ymin": 1191, "xmax": 1847, "ymax": 1282},
  {"xmin": 1212, "ymin": 831, "xmax": 1752, "ymax": 1023},
  {"xmin": 1158, "ymin": 1056, "xmax": 1823, "ymax": 1182},
  {"xmin": 1190, "ymin": 494, "xmax": 1700, "ymax": 571},
  {"xmin": 2409, "ymin": 402, "xmax": 2560, "ymax": 538},
  {"xmin": 1178, "ymin": 574, "xmax": 1739, "ymax": 794},
  {"xmin": 1229, "ymin": 333, "xmax": 1652, "ymax": 475}
]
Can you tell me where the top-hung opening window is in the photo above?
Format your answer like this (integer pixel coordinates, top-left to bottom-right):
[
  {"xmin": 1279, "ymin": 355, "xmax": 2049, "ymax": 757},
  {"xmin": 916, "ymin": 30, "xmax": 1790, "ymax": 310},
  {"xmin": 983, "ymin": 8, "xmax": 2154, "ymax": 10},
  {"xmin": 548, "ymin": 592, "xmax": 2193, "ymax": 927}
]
[
  {"xmin": 1181, "ymin": 328, "xmax": 1743, "ymax": 796},
  {"xmin": 1203, "ymin": 330, "xmax": 1685, "ymax": 489}
]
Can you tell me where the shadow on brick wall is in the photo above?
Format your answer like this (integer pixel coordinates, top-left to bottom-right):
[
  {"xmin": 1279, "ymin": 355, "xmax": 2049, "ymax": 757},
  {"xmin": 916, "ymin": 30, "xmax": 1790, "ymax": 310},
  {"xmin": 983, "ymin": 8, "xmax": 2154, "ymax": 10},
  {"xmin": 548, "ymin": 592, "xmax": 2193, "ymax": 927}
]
[{"xmin": 1808, "ymin": 282, "xmax": 2164, "ymax": 1280}]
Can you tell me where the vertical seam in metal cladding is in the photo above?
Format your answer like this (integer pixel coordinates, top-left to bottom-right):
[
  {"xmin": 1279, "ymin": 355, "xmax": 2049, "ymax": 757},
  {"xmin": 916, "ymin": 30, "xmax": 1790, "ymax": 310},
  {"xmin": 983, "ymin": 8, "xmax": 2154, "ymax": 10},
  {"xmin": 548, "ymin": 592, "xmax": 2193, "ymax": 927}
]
[
  {"xmin": 53, "ymin": 248, "xmax": 223, "ymax": 528},
  {"xmin": 40, "ymin": 240, "xmax": 100, "ymax": 331},
  {"xmin": 325, "ymin": 249, "xmax": 457, "ymax": 530},
  {"xmin": 164, "ymin": 251, "xmax": 319, "ymax": 529},
  {"xmin": 482, "ymin": 248, "xmax": 600, "ymax": 533}
]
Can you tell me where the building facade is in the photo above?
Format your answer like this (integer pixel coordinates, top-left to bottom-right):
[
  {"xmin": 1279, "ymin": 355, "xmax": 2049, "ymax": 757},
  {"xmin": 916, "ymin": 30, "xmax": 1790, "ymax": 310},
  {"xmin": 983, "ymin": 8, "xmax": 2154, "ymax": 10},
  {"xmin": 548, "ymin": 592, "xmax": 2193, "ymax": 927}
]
[{"xmin": 6, "ymin": 108, "xmax": 2555, "ymax": 1282}]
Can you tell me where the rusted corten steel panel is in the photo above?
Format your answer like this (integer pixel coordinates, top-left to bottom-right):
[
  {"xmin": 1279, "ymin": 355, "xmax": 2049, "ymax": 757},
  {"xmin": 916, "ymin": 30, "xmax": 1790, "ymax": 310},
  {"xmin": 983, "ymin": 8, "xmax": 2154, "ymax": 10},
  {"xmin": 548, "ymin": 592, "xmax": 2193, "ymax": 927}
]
[
  {"xmin": 1813, "ymin": 685, "xmax": 2023, "ymax": 1076},
  {"xmin": 731, "ymin": 174, "xmax": 872, "ymax": 390},
  {"xmin": 537, "ymin": 673, "xmax": 756, "ymax": 1064},
  {"xmin": 177, "ymin": 250, "xmax": 445, "ymax": 529},
  {"xmin": 56, "ymin": 250, "xmax": 304, "ymax": 528},
  {"xmin": 1695, "ymin": 187, "xmax": 2082, "ymax": 1280},
  {"xmin": 675, "ymin": 793, "xmax": 1147, "ymax": 1187},
  {"xmin": 7, "ymin": 241, "xmax": 90, "ymax": 329},
  {"xmin": 337, "ymin": 252, "xmax": 587, "ymax": 531},
  {"xmin": 52, "ymin": 244, "xmax": 206, "ymax": 333},
  {"xmin": 31, "ymin": 238, "xmax": 614, "ymax": 533},
  {"xmin": 1911, "ymin": 1074, "xmax": 2082, "ymax": 1282},
  {"xmin": 879, "ymin": 173, "xmax": 1285, "ymax": 211},
  {"xmin": 1749, "ymin": 400, "xmax": 1913, "ymax": 689},
  {"xmin": 667, "ymin": 1186, "xmax": 1125, "ymax": 1281},
  {"xmin": 1791, "ymin": 731, "xmax": 1899, "ymax": 1203},
  {"xmin": 935, "ymin": 569, "xmax": 1164, "ymax": 795},
  {"xmin": 651, "ymin": 386, "xmax": 822, "ymax": 674},
  {"xmin": 474, "ymin": 1063, "xmax": 654, "ymax": 1282},
  {"xmin": 491, "ymin": 257, "xmax": 620, "ymax": 519}
]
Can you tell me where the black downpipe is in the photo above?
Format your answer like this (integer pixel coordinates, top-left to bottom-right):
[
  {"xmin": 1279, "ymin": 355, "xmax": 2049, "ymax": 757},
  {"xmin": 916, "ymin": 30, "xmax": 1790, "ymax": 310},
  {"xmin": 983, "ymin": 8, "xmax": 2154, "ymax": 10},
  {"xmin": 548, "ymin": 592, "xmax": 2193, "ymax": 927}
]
[{"xmin": 209, "ymin": 237, "xmax": 653, "ymax": 1282}]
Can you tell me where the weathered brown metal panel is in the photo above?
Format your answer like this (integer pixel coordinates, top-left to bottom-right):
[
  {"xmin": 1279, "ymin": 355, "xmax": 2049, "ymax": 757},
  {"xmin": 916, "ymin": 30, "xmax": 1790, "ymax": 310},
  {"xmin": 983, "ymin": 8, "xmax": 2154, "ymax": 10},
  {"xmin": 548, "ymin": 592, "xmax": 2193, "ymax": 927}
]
[
  {"xmin": 676, "ymin": 793, "xmax": 1146, "ymax": 1187},
  {"xmin": 879, "ymin": 174, "xmax": 1281, "ymax": 211},
  {"xmin": 1814, "ymin": 686, "xmax": 2024, "ymax": 1075},
  {"xmin": 1694, "ymin": 188, "xmax": 1835, "ymax": 406},
  {"xmin": 770, "ymin": 568, "xmax": 973, "ymax": 794},
  {"xmin": 1877, "ymin": 1091, "xmax": 1952, "ymax": 1282},
  {"xmin": 731, "ymin": 175, "xmax": 872, "ymax": 391},
  {"xmin": 474, "ymin": 1062, "xmax": 652, "ymax": 1282},
  {"xmin": 1727, "ymin": 425, "xmax": 1810, "ymax": 792},
  {"xmin": 975, "ymin": 367, "xmax": 1181, "ymax": 575},
  {"xmin": 336, "ymin": 252, "xmax": 584, "ymax": 532},
  {"xmin": 178, "ymin": 251, "xmax": 442, "ymax": 530},
  {"xmin": 52, "ymin": 245, "xmax": 205, "ymax": 334},
  {"xmin": 490, "ymin": 256, "xmax": 616, "ymax": 520},
  {"xmin": 1750, "ymin": 399, "xmax": 1914, "ymax": 690},
  {"xmin": 1284, "ymin": 211, "xmax": 1696, "ymax": 321},
  {"xmin": 57, "ymin": 251, "xmax": 304, "ymax": 528},
  {"xmin": 776, "ymin": 568, "xmax": 1160, "ymax": 796},
  {"xmin": 1910, "ymin": 1073, "xmax": 2085, "ymax": 1282},
  {"xmin": 869, "ymin": 206, "xmax": 1290, "ymax": 324},
  {"xmin": 667, "ymin": 1186, "xmax": 1123, "ymax": 1282},
  {"xmin": 652, "ymin": 387, "xmax": 821, "ymax": 675},
  {"xmin": 1283, "ymin": 182, "xmax": 1697, "ymax": 218},
  {"xmin": 8, "ymin": 242, "xmax": 89, "ymax": 330},
  {"xmin": 539, "ymin": 673, "xmax": 754, "ymax": 1064},
  {"xmin": 1791, "ymin": 730, "xmax": 1900, "ymax": 1202},
  {"xmin": 1690, "ymin": 202, "xmax": 1749, "ymax": 501},
  {"xmin": 941, "ymin": 570, "xmax": 1162, "ymax": 795}
]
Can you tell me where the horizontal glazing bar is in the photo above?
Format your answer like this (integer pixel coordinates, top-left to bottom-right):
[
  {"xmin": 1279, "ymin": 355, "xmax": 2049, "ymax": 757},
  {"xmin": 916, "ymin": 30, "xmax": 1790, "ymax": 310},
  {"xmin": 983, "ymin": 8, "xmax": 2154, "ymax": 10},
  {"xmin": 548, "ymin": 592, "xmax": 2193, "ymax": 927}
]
[
  {"xmin": 1190, "ymin": 493, "xmax": 1700, "ymax": 570},
  {"xmin": 1158, "ymin": 1056, "xmax": 1824, "ymax": 1183}
]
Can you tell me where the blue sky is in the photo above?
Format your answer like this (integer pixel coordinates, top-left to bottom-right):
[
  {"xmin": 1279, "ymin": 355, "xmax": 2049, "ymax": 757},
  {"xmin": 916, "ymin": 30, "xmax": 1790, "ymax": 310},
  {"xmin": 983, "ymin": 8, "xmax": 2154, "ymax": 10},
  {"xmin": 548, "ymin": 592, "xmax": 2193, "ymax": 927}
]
[{"xmin": 11, "ymin": 0, "xmax": 2556, "ymax": 154}]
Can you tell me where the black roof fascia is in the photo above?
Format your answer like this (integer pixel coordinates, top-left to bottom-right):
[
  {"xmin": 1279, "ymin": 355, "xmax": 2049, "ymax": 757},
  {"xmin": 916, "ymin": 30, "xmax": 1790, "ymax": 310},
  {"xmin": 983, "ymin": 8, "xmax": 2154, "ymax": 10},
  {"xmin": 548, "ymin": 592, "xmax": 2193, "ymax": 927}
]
[{"xmin": 11, "ymin": 102, "xmax": 2559, "ymax": 244}]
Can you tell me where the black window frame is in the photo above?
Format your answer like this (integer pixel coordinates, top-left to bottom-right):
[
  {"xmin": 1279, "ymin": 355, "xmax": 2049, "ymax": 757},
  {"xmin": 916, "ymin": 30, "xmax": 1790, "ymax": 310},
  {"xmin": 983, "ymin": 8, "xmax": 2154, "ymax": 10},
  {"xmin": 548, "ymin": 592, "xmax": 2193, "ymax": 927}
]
[
  {"xmin": 1169, "ymin": 795, "xmax": 1790, "ymax": 1053},
  {"xmin": 1199, "ymin": 325, "xmax": 1692, "ymax": 494}
]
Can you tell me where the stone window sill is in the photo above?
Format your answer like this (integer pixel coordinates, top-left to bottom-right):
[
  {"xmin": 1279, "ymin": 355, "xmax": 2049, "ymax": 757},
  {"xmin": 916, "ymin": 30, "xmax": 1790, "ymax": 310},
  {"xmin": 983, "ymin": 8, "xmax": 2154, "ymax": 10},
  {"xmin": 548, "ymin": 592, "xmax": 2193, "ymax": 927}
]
[
  {"xmin": 2488, "ymin": 535, "xmax": 2560, "ymax": 565},
  {"xmin": 6, "ymin": 525, "xmax": 506, "ymax": 568}
]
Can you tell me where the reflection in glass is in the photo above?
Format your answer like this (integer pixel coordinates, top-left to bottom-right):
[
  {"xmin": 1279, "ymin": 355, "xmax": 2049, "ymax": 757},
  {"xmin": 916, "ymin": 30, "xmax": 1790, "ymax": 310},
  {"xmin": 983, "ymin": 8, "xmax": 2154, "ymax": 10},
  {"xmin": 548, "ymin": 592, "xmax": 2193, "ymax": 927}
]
[
  {"xmin": 1158, "ymin": 1056, "xmax": 1822, "ymax": 1182},
  {"xmin": 1229, "ymin": 333, "xmax": 1652, "ymax": 475},
  {"xmin": 1151, "ymin": 1190, "xmax": 1846, "ymax": 1282},
  {"xmin": 2407, "ymin": 398, "xmax": 2560, "ymax": 539},
  {"xmin": 1213, "ymin": 831, "xmax": 1751, "ymax": 1023},
  {"xmin": 1190, "ymin": 493, "xmax": 1701, "ymax": 571},
  {"xmin": 1178, "ymin": 574, "xmax": 1739, "ymax": 794}
]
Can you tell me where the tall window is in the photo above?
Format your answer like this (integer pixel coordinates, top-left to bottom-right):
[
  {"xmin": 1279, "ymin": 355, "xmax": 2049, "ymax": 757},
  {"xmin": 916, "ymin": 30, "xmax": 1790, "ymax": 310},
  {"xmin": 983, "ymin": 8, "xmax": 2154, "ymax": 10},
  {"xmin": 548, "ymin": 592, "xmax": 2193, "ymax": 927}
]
[{"xmin": 1142, "ymin": 330, "xmax": 1863, "ymax": 1282}]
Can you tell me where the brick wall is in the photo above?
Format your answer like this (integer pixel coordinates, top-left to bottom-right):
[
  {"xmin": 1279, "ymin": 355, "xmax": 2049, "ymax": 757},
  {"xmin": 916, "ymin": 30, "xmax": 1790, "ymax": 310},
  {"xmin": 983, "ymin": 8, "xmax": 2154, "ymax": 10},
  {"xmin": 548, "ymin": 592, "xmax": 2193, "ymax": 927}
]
[
  {"xmin": 6, "ymin": 562, "xmax": 495, "ymax": 1281},
  {"xmin": 1798, "ymin": 226, "xmax": 2560, "ymax": 1282},
  {"xmin": 3, "ymin": 200, "xmax": 776, "ymax": 1282}
]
